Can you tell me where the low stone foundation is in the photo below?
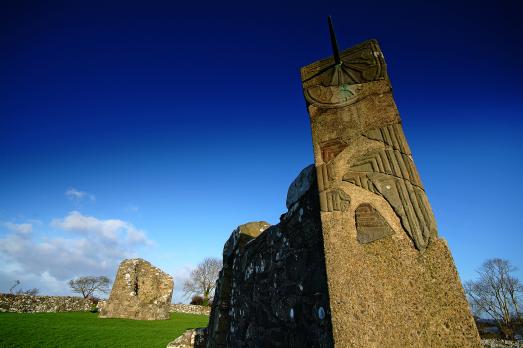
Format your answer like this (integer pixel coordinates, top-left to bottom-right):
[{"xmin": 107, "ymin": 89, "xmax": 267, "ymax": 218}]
[
  {"xmin": 170, "ymin": 304, "xmax": 210, "ymax": 316},
  {"xmin": 0, "ymin": 294, "xmax": 94, "ymax": 313}
]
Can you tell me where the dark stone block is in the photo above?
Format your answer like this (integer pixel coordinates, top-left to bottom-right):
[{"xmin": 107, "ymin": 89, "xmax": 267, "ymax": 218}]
[{"xmin": 206, "ymin": 167, "xmax": 333, "ymax": 347}]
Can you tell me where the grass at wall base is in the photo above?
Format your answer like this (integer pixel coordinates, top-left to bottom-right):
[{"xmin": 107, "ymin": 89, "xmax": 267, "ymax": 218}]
[{"xmin": 0, "ymin": 311, "xmax": 209, "ymax": 347}]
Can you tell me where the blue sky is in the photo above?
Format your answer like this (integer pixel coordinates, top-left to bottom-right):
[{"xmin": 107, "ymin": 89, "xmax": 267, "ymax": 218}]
[{"xmin": 1, "ymin": 0, "xmax": 522, "ymax": 302}]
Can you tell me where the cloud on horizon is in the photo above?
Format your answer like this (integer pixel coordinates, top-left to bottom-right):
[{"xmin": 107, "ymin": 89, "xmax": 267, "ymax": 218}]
[
  {"xmin": 3, "ymin": 222, "xmax": 33, "ymax": 235},
  {"xmin": 0, "ymin": 212, "xmax": 153, "ymax": 296},
  {"xmin": 170, "ymin": 265, "xmax": 193, "ymax": 304}
]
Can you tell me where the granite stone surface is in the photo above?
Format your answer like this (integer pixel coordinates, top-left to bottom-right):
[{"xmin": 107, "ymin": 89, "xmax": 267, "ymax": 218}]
[{"xmin": 301, "ymin": 38, "xmax": 481, "ymax": 347}]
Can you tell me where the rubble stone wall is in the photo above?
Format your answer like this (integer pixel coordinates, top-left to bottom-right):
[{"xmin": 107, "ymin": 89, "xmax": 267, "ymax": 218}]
[
  {"xmin": 0, "ymin": 294, "xmax": 94, "ymax": 313},
  {"xmin": 206, "ymin": 167, "xmax": 334, "ymax": 347},
  {"xmin": 170, "ymin": 304, "xmax": 210, "ymax": 316}
]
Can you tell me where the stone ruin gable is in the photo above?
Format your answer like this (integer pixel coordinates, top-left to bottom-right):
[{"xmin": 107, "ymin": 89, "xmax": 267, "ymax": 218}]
[
  {"xmin": 205, "ymin": 167, "xmax": 334, "ymax": 348},
  {"xmin": 301, "ymin": 38, "xmax": 481, "ymax": 346},
  {"xmin": 99, "ymin": 258, "xmax": 173, "ymax": 320},
  {"xmin": 0, "ymin": 294, "xmax": 94, "ymax": 313}
]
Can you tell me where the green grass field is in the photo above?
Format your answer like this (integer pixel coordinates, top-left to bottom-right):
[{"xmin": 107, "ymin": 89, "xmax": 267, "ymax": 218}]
[{"xmin": 0, "ymin": 311, "xmax": 209, "ymax": 348}]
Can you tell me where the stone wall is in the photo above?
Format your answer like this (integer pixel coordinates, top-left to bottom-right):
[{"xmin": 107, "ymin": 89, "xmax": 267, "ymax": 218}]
[
  {"xmin": 0, "ymin": 293, "xmax": 94, "ymax": 313},
  {"xmin": 206, "ymin": 166, "xmax": 334, "ymax": 347},
  {"xmin": 170, "ymin": 304, "xmax": 210, "ymax": 316}
]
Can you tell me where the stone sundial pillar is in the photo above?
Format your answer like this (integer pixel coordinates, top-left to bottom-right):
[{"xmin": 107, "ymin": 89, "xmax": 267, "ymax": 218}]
[{"xmin": 300, "ymin": 23, "xmax": 481, "ymax": 347}]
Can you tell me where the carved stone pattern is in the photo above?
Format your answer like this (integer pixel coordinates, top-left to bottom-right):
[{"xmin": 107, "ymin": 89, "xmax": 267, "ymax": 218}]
[
  {"xmin": 305, "ymin": 84, "xmax": 363, "ymax": 108},
  {"xmin": 317, "ymin": 163, "xmax": 334, "ymax": 192},
  {"xmin": 363, "ymin": 123, "xmax": 412, "ymax": 156},
  {"xmin": 342, "ymin": 124, "xmax": 437, "ymax": 251},
  {"xmin": 317, "ymin": 163, "xmax": 350, "ymax": 212},
  {"xmin": 301, "ymin": 40, "xmax": 388, "ymax": 108},
  {"xmin": 320, "ymin": 189, "xmax": 351, "ymax": 212},
  {"xmin": 355, "ymin": 203, "xmax": 394, "ymax": 244},
  {"xmin": 321, "ymin": 139, "xmax": 348, "ymax": 163},
  {"xmin": 348, "ymin": 148, "xmax": 423, "ymax": 188}
]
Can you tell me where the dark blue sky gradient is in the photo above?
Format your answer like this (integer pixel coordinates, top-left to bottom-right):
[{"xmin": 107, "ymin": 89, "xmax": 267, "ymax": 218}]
[{"xmin": 1, "ymin": 0, "xmax": 522, "ymax": 295}]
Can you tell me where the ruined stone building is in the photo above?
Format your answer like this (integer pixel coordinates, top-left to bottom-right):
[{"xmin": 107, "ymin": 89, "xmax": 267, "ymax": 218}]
[
  {"xmin": 100, "ymin": 258, "xmax": 173, "ymax": 320},
  {"xmin": 200, "ymin": 21, "xmax": 481, "ymax": 348}
]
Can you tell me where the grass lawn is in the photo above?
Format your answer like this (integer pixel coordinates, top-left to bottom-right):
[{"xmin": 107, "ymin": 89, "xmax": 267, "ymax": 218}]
[{"xmin": 0, "ymin": 311, "xmax": 209, "ymax": 348}]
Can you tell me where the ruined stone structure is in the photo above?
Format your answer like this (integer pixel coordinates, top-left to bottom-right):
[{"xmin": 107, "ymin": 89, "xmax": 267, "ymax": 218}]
[
  {"xmin": 205, "ymin": 184, "xmax": 333, "ymax": 347},
  {"xmin": 174, "ymin": 23, "xmax": 481, "ymax": 348},
  {"xmin": 99, "ymin": 258, "xmax": 173, "ymax": 320}
]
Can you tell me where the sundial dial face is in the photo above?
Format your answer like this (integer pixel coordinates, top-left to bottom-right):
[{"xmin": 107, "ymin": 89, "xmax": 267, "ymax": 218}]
[{"xmin": 301, "ymin": 40, "xmax": 387, "ymax": 109}]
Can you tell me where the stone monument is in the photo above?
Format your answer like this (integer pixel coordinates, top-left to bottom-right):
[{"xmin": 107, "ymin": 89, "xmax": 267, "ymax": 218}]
[
  {"xmin": 171, "ymin": 18, "xmax": 481, "ymax": 348},
  {"xmin": 299, "ymin": 18, "xmax": 481, "ymax": 346},
  {"xmin": 99, "ymin": 258, "xmax": 173, "ymax": 320}
]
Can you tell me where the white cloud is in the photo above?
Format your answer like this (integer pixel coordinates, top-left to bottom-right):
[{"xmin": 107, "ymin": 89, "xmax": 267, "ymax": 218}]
[
  {"xmin": 4, "ymin": 222, "xmax": 32, "ymax": 235},
  {"xmin": 51, "ymin": 211, "xmax": 152, "ymax": 246},
  {"xmin": 126, "ymin": 228, "xmax": 149, "ymax": 244},
  {"xmin": 0, "ymin": 212, "xmax": 153, "ymax": 296},
  {"xmin": 65, "ymin": 188, "xmax": 95, "ymax": 203},
  {"xmin": 171, "ymin": 265, "xmax": 194, "ymax": 304}
]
